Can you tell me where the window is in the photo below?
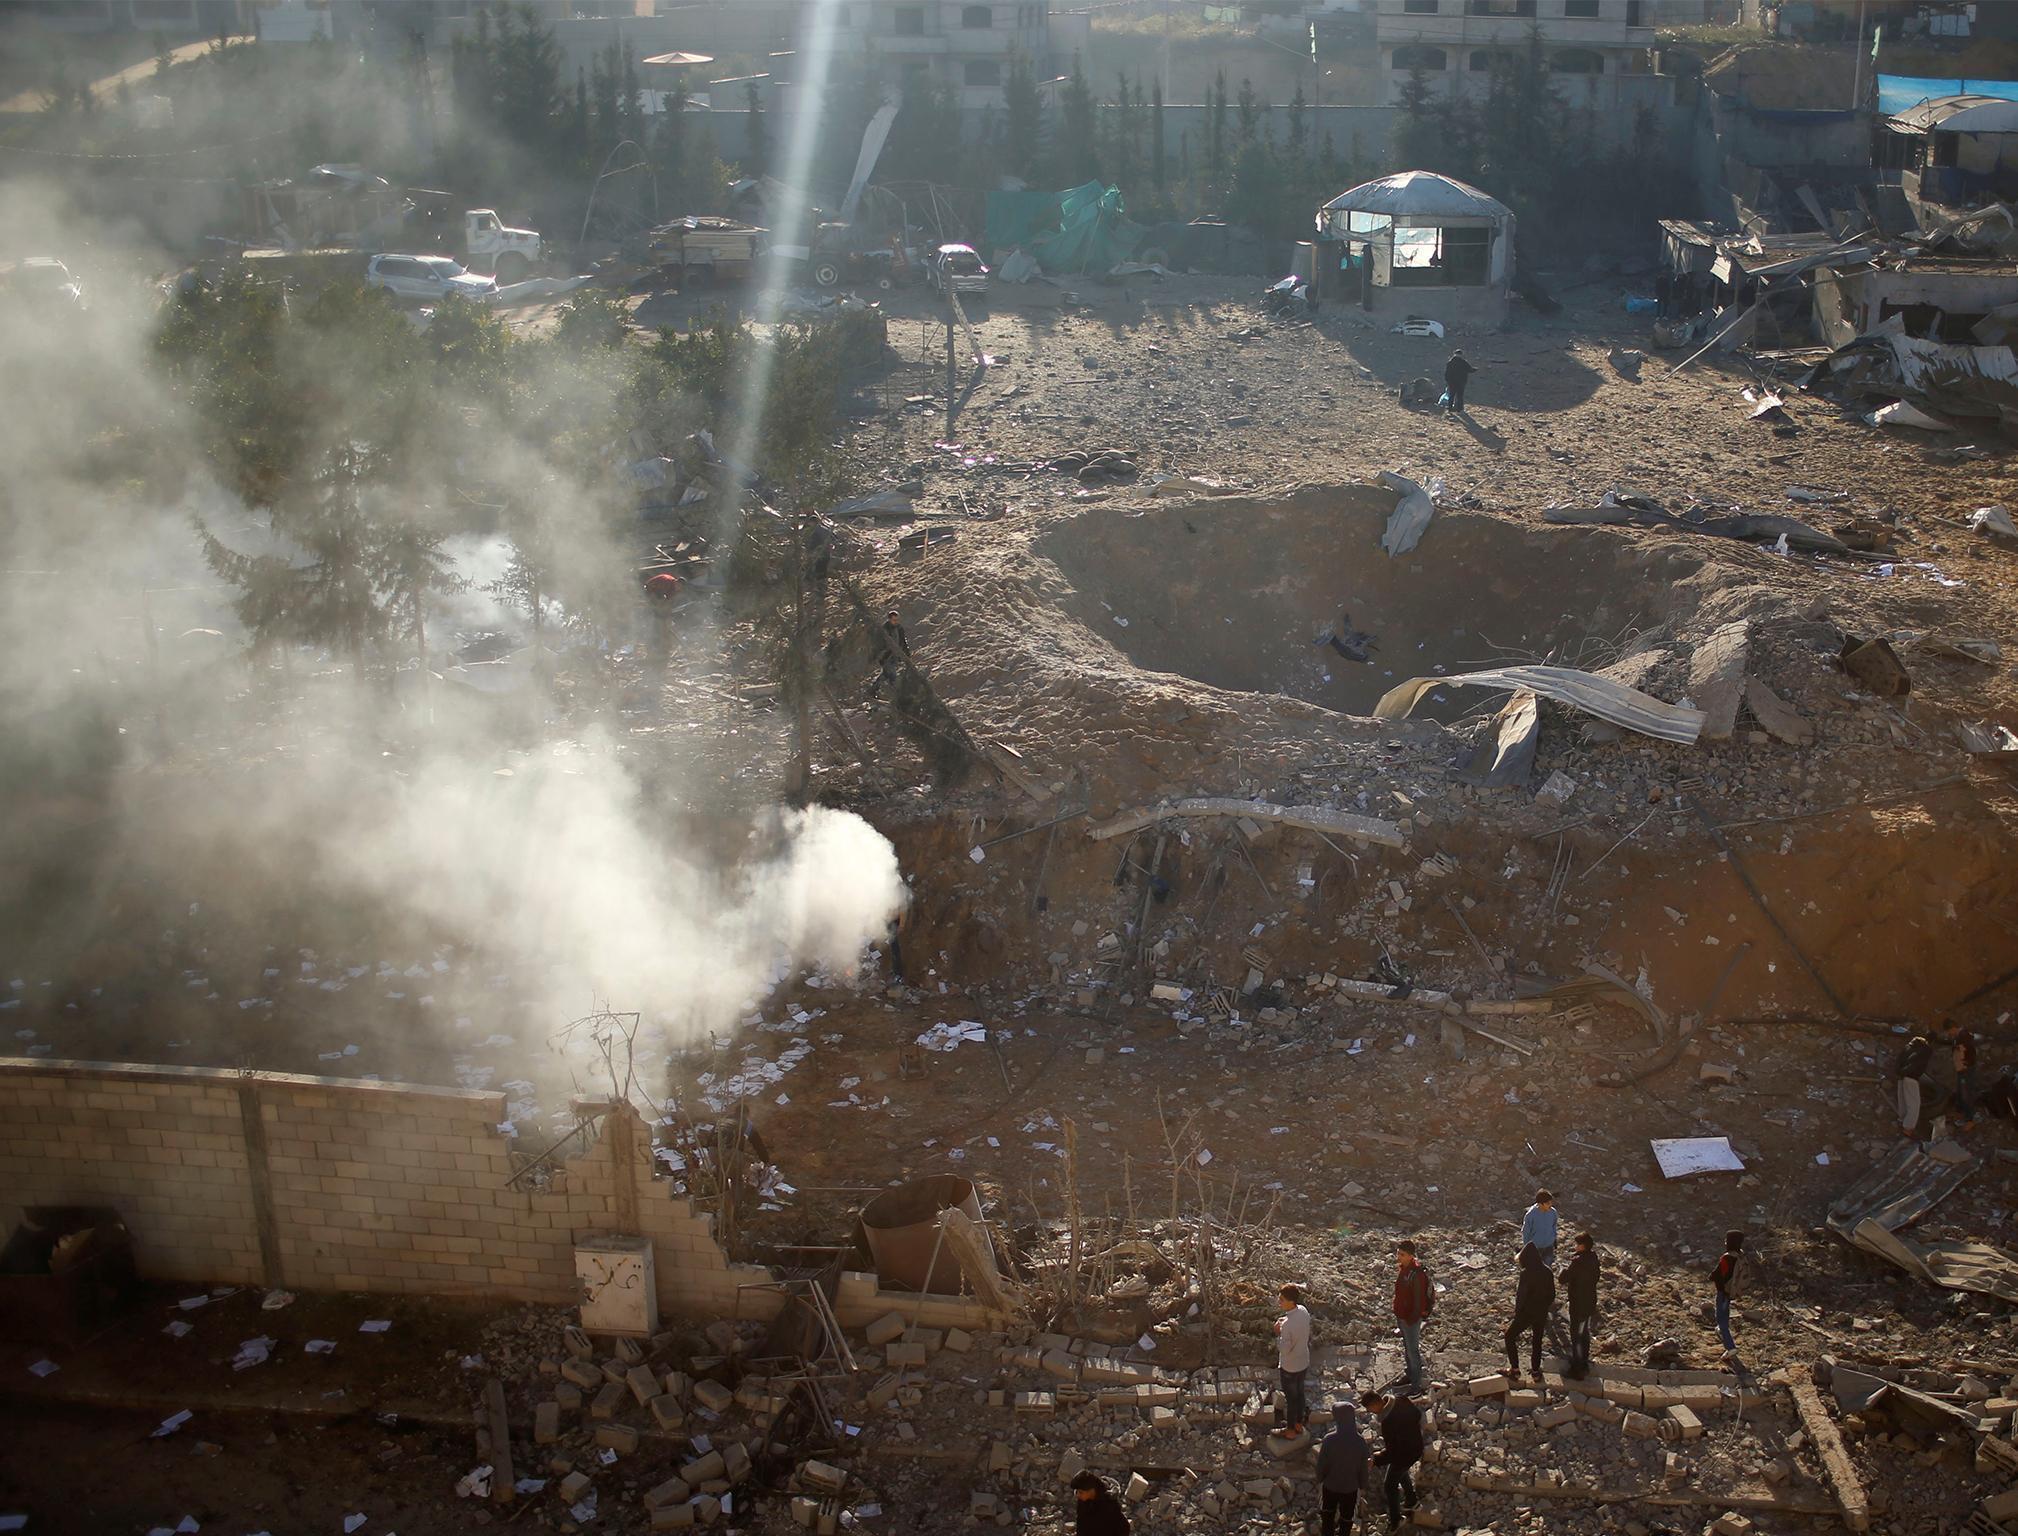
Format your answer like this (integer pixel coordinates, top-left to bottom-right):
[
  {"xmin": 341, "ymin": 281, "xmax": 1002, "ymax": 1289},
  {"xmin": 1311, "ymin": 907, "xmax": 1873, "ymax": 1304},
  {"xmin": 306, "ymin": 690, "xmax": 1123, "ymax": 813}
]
[
  {"xmin": 1552, "ymin": 47, "xmax": 1603, "ymax": 71},
  {"xmin": 964, "ymin": 58, "xmax": 1001, "ymax": 85},
  {"xmin": 1562, "ymin": 0, "xmax": 1599, "ymax": 15},
  {"xmin": 1389, "ymin": 225, "xmax": 1490, "ymax": 286},
  {"xmin": 893, "ymin": 5, "xmax": 925, "ymax": 36},
  {"xmin": 1625, "ymin": 0, "xmax": 1642, "ymax": 20},
  {"xmin": 1391, "ymin": 44, "xmax": 1446, "ymax": 70},
  {"xmin": 962, "ymin": 4, "xmax": 993, "ymax": 26},
  {"xmin": 1469, "ymin": 48, "xmax": 1513, "ymax": 71},
  {"xmin": 1402, "ymin": 0, "xmax": 1438, "ymax": 12},
  {"xmin": 1465, "ymin": 0, "xmax": 1534, "ymax": 14}
]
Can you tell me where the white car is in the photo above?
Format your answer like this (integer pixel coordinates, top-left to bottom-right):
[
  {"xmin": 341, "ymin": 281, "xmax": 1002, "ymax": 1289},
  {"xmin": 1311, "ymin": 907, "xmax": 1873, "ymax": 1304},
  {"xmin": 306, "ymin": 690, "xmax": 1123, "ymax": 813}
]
[
  {"xmin": 2, "ymin": 256, "xmax": 85, "ymax": 310},
  {"xmin": 365, "ymin": 253, "xmax": 498, "ymax": 304},
  {"xmin": 927, "ymin": 243, "xmax": 989, "ymax": 296}
]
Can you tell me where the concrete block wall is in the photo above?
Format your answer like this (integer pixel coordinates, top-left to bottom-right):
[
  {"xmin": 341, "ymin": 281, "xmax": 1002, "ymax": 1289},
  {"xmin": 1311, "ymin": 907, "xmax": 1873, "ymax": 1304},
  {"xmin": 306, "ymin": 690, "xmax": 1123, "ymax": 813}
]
[
  {"xmin": 0, "ymin": 1058, "xmax": 998, "ymax": 1331},
  {"xmin": 0, "ymin": 1061, "xmax": 262, "ymax": 1284}
]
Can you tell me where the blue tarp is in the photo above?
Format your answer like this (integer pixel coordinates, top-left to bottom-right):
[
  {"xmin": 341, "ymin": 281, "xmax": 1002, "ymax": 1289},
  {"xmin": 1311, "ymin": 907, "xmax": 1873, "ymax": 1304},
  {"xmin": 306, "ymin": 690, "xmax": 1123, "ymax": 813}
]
[{"xmin": 1879, "ymin": 73, "xmax": 2018, "ymax": 115}]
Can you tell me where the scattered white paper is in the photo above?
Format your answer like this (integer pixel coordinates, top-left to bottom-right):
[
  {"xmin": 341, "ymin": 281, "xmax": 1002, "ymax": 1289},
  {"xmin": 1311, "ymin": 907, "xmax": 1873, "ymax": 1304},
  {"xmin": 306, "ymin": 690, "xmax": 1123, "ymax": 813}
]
[
  {"xmin": 1136, "ymin": 1333, "xmax": 1157, "ymax": 1352},
  {"xmin": 1650, "ymin": 1136, "xmax": 1746, "ymax": 1179},
  {"xmin": 163, "ymin": 1320, "xmax": 193, "ymax": 1339},
  {"xmin": 260, "ymin": 1290, "xmax": 296, "ymax": 1311},
  {"xmin": 153, "ymin": 1409, "xmax": 193, "ymax": 1437},
  {"xmin": 27, "ymin": 1360, "xmax": 58, "ymax": 1378},
  {"xmin": 1195, "ymin": 1147, "xmax": 1213, "ymax": 1166},
  {"xmin": 0, "ymin": 1516, "xmax": 28, "ymax": 1532},
  {"xmin": 343, "ymin": 1517, "xmax": 367, "ymax": 1534},
  {"xmin": 306, "ymin": 1339, "xmax": 337, "ymax": 1354},
  {"xmin": 597, "ymin": 1447, "xmax": 618, "ymax": 1466},
  {"xmin": 358, "ymin": 1319, "xmax": 392, "ymax": 1333},
  {"xmin": 178, "ymin": 1295, "xmax": 210, "ymax": 1311},
  {"xmin": 968, "ymin": 846, "xmax": 986, "ymax": 863},
  {"xmin": 514, "ymin": 1478, "xmax": 547, "ymax": 1495},
  {"xmin": 456, "ymin": 1466, "xmax": 493, "ymax": 1499},
  {"xmin": 1815, "ymin": 1152, "xmax": 1831, "ymax": 1166}
]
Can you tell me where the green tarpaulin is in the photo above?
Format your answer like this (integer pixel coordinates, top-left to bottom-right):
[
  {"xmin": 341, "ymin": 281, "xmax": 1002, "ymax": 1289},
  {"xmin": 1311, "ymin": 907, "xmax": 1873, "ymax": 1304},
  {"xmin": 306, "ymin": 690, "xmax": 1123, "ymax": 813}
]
[{"xmin": 984, "ymin": 181, "xmax": 1144, "ymax": 275}]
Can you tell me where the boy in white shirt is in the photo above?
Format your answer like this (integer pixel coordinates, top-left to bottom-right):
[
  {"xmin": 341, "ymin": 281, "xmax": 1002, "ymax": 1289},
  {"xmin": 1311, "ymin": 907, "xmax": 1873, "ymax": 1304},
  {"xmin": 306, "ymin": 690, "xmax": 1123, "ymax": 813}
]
[{"xmin": 1273, "ymin": 1283, "xmax": 1313, "ymax": 1439}]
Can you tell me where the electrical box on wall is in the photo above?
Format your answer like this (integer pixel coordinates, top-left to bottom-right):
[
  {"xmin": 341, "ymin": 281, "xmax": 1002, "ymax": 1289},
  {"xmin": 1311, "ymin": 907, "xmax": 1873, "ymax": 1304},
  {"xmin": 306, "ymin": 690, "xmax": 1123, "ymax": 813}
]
[{"xmin": 575, "ymin": 1234, "xmax": 657, "ymax": 1338}]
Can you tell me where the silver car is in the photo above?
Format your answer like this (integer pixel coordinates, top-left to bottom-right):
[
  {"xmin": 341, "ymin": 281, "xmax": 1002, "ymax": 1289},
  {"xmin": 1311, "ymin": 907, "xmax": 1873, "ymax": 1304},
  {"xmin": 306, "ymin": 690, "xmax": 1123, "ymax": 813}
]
[
  {"xmin": 365, "ymin": 253, "xmax": 498, "ymax": 304},
  {"xmin": 927, "ymin": 243, "xmax": 989, "ymax": 297}
]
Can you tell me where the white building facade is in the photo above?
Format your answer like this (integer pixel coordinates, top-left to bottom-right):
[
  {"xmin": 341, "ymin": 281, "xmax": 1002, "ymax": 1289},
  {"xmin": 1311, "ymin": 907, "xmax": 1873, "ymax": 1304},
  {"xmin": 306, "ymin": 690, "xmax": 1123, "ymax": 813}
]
[{"xmin": 1374, "ymin": 0, "xmax": 1656, "ymax": 104}]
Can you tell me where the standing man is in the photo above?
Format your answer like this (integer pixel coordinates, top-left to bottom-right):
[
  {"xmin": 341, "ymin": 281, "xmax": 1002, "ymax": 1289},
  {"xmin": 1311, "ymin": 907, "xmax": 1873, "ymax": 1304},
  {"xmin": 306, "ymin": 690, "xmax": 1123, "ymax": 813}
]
[
  {"xmin": 1314, "ymin": 1400, "xmax": 1370, "ymax": 1536},
  {"xmin": 1068, "ymin": 1471, "xmax": 1129, "ymax": 1536},
  {"xmin": 1392, "ymin": 1240, "xmax": 1434, "ymax": 1394},
  {"xmin": 1945, "ymin": 1019, "xmax": 1980, "ymax": 1127},
  {"xmin": 1273, "ymin": 1283, "xmax": 1313, "ymax": 1441},
  {"xmin": 1503, "ymin": 1242, "xmax": 1553, "ymax": 1382},
  {"xmin": 1895, "ymin": 1033, "xmax": 1935, "ymax": 1139},
  {"xmin": 1360, "ymin": 1389, "xmax": 1423, "ymax": 1533},
  {"xmin": 1444, "ymin": 348, "xmax": 1477, "ymax": 414},
  {"xmin": 1564, "ymin": 1231, "xmax": 1600, "ymax": 1379},
  {"xmin": 1522, "ymin": 1190, "xmax": 1558, "ymax": 1268},
  {"xmin": 1711, "ymin": 1231, "xmax": 1746, "ymax": 1361},
  {"xmin": 870, "ymin": 608, "xmax": 910, "ymax": 698}
]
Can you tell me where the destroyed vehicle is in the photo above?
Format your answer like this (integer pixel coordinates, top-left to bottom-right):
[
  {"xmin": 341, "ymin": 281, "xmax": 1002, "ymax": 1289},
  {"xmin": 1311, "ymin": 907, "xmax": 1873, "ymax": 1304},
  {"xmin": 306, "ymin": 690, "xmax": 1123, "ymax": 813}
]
[
  {"xmin": 927, "ymin": 243, "xmax": 989, "ymax": 296},
  {"xmin": 404, "ymin": 195, "xmax": 545, "ymax": 283},
  {"xmin": 0, "ymin": 257, "xmax": 85, "ymax": 311},
  {"xmin": 365, "ymin": 253, "xmax": 499, "ymax": 304}
]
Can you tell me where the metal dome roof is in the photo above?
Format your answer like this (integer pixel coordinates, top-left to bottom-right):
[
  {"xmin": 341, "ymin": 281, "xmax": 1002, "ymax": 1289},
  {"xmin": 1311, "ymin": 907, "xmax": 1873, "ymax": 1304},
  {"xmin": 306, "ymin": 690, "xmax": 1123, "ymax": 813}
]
[{"xmin": 1321, "ymin": 170, "xmax": 1513, "ymax": 221}]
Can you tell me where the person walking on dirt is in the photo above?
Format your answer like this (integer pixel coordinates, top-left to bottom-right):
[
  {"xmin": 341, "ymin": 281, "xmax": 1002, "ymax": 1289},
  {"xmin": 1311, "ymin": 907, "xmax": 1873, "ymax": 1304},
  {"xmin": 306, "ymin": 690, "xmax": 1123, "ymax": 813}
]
[
  {"xmin": 1069, "ymin": 1471, "xmax": 1130, "ymax": 1536},
  {"xmin": 1945, "ymin": 1019, "xmax": 1981, "ymax": 1127},
  {"xmin": 1444, "ymin": 349, "xmax": 1476, "ymax": 414},
  {"xmin": 869, "ymin": 609, "xmax": 910, "ymax": 698},
  {"xmin": 1895, "ymin": 1033, "xmax": 1935, "ymax": 1139},
  {"xmin": 1360, "ymin": 1389, "xmax": 1423, "ymax": 1532},
  {"xmin": 1565, "ymin": 1231, "xmax": 1600, "ymax": 1378},
  {"xmin": 1712, "ymin": 1230, "xmax": 1746, "ymax": 1360},
  {"xmin": 1314, "ymin": 1400, "xmax": 1370, "ymax": 1536},
  {"xmin": 1273, "ymin": 1283, "xmax": 1313, "ymax": 1440},
  {"xmin": 1503, "ymin": 1241, "xmax": 1553, "ymax": 1381},
  {"xmin": 1392, "ymin": 1240, "xmax": 1434, "ymax": 1393}
]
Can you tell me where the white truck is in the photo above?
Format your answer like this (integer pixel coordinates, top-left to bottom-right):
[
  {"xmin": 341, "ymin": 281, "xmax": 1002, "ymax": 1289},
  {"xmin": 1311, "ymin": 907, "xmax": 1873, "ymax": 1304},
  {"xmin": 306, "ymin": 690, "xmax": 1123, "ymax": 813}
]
[{"xmin": 403, "ymin": 193, "xmax": 544, "ymax": 283}]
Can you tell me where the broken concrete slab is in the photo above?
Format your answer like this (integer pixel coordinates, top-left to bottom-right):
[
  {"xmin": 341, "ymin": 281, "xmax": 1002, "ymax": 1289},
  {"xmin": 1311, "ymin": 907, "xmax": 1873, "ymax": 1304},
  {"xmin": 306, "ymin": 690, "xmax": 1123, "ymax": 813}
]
[
  {"xmin": 1688, "ymin": 620, "xmax": 1751, "ymax": 741},
  {"xmin": 1743, "ymin": 678, "xmax": 1813, "ymax": 745}
]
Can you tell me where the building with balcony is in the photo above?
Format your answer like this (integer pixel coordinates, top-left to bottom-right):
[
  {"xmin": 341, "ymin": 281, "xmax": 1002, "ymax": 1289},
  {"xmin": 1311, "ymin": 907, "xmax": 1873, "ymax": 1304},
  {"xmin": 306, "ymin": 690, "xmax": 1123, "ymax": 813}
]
[
  {"xmin": 821, "ymin": 1, "xmax": 1052, "ymax": 111},
  {"xmin": 1374, "ymin": 0, "xmax": 1655, "ymax": 105}
]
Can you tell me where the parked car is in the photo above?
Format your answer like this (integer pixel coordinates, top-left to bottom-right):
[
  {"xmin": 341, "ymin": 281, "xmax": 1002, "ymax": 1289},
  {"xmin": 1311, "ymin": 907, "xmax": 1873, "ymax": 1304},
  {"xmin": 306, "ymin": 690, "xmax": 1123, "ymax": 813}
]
[
  {"xmin": 0, "ymin": 256, "xmax": 85, "ymax": 311},
  {"xmin": 926, "ymin": 243, "xmax": 989, "ymax": 297},
  {"xmin": 364, "ymin": 253, "xmax": 499, "ymax": 304}
]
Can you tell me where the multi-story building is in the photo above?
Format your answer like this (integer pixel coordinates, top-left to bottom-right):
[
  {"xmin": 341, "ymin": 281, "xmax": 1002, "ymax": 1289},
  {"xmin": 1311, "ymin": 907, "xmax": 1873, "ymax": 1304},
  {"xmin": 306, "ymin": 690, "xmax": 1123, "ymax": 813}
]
[{"xmin": 1373, "ymin": 0, "xmax": 1656, "ymax": 103}]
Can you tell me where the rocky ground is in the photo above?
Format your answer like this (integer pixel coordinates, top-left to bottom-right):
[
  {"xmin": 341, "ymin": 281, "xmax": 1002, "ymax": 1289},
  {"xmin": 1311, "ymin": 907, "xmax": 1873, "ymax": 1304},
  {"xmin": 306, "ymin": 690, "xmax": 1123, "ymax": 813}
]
[{"xmin": 6, "ymin": 268, "xmax": 2018, "ymax": 1533}]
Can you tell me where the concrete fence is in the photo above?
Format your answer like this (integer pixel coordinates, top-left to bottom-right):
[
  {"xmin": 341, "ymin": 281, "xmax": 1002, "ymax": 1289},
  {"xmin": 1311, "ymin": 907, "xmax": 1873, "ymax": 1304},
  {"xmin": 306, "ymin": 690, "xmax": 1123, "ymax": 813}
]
[{"xmin": 0, "ymin": 1058, "xmax": 991, "ymax": 1331}]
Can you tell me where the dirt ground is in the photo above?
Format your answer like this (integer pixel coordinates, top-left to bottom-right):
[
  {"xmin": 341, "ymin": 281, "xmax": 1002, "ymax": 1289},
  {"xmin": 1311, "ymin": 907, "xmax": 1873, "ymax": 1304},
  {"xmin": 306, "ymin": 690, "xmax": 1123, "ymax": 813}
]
[{"xmin": 7, "ymin": 269, "xmax": 2018, "ymax": 1533}]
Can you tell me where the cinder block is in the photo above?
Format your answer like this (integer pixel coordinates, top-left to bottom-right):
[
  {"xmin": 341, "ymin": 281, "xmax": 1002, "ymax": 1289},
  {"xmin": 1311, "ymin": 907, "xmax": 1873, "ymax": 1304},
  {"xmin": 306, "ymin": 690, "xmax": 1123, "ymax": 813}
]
[
  {"xmin": 535, "ymin": 1401, "xmax": 561, "ymax": 1444},
  {"xmin": 644, "ymin": 1476, "xmax": 691, "ymax": 1510},
  {"xmin": 1665, "ymin": 1405, "xmax": 1703, "ymax": 1441},
  {"xmin": 662, "ymin": 1370, "xmax": 691, "ymax": 1399},
  {"xmin": 649, "ymin": 1393, "xmax": 686, "ymax": 1430},
  {"xmin": 559, "ymin": 1470, "xmax": 592, "ymax": 1501},
  {"xmin": 555, "ymin": 1382, "xmax": 583, "ymax": 1411},
  {"xmin": 651, "ymin": 1502, "xmax": 696, "ymax": 1530},
  {"xmin": 1468, "ymin": 1375, "xmax": 1510, "ymax": 1398},
  {"xmin": 723, "ymin": 1441, "xmax": 751, "ymax": 1482},
  {"xmin": 628, "ymin": 1365, "xmax": 662, "ymax": 1406},
  {"xmin": 1622, "ymin": 1410, "xmax": 1658, "ymax": 1439},
  {"xmin": 863, "ymin": 1312, "xmax": 907, "ymax": 1347},
  {"xmin": 561, "ymin": 1358, "xmax": 603, "ymax": 1390},
  {"xmin": 943, "ymin": 1328, "xmax": 974, "ymax": 1354},
  {"xmin": 615, "ymin": 1337, "xmax": 645, "ymax": 1365},
  {"xmin": 591, "ymin": 1382, "xmax": 626, "ymax": 1420},
  {"xmin": 1534, "ymin": 1404, "xmax": 1577, "ymax": 1428},
  {"xmin": 885, "ymin": 1342, "xmax": 928, "ymax": 1367},
  {"xmin": 596, "ymin": 1423, "xmax": 639, "ymax": 1455},
  {"xmin": 1505, "ymin": 1390, "xmax": 1542, "ymax": 1412},
  {"xmin": 692, "ymin": 1379, "xmax": 734, "ymax": 1414},
  {"xmin": 683, "ymin": 1450, "xmax": 726, "ymax": 1484}
]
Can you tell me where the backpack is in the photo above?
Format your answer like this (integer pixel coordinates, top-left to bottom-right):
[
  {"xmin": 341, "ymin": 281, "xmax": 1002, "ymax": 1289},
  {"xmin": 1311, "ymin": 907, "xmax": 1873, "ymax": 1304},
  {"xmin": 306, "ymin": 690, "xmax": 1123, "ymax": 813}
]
[
  {"xmin": 1412, "ymin": 1264, "xmax": 1437, "ymax": 1317},
  {"xmin": 1897, "ymin": 1038, "xmax": 1933, "ymax": 1081},
  {"xmin": 1716, "ymin": 1251, "xmax": 1746, "ymax": 1298}
]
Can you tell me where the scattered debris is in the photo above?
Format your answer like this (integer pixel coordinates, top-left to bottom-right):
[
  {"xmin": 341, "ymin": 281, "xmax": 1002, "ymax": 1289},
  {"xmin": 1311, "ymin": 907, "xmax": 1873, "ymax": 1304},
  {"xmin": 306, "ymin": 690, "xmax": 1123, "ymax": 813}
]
[{"xmin": 1376, "ymin": 664, "xmax": 1708, "ymax": 745}]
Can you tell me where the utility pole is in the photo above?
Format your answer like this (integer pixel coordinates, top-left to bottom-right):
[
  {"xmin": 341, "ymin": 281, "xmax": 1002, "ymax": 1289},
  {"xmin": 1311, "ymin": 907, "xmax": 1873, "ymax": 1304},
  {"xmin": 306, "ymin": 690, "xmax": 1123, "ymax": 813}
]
[
  {"xmin": 944, "ymin": 302, "xmax": 956, "ymax": 439},
  {"xmin": 1850, "ymin": 0, "xmax": 1867, "ymax": 113}
]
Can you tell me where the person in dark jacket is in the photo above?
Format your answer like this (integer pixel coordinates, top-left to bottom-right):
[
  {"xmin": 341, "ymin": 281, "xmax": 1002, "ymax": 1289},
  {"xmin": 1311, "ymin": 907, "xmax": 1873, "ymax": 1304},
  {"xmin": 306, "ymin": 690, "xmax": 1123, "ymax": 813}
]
[
  {"xmin": 1069, "ymin": 1471, "xmax": 1130, "ymax": 1536},
  {"xmin": 1504, "ymin": 1241, "xmax": 1554, "ymax": 1381},
  {"xmin": 1564, "ymin": 1231, "xmax": 1600, "ymax": 1378},
  {"xmin": 1314, "ymin": 1400, "xmax": 1370, "ymax": 1536},
  {"xmin": 1444, "ymin": 349, "xmax": 1476, "ymax": 413},
  {"xmin": 1360, "ymin": 1389, "xmax": 1423, "ymax": 1532}
]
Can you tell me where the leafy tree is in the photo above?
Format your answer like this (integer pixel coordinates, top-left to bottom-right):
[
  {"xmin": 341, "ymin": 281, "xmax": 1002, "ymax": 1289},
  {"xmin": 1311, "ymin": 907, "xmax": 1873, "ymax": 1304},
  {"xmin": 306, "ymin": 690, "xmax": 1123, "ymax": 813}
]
[
  {"xmin": 1150, "ymin": 75, "xmax": 1166, "ymax": 188},
  {"xmin": 1206, "ymin": 70, "xmax": 1229, "ymax": 197},
  {"xmin": 1390, "ymin": 60, "xmax": 1441, "ymax": 171},
  {"xmin": 1287, "ymin": 83, "xmax": 1309, "ymax": 163},
  {"xmin": 744, "ymin": 81, "xmax": 771, "ymax": 177},
  {"xmin": 1237, "ymin": 76, "xmax": 1261, "ymax": 147},
  {"xmin": 1056, "ymin": 56, "xmax": 1098, "ymax": 184},
  {"xmin": 886, "ymin": 66, "xmax": 961, "ymax": 185},
  {"xmin": 1004, "ymin": 51, "xmax": 1044, "ymax": 181}
]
